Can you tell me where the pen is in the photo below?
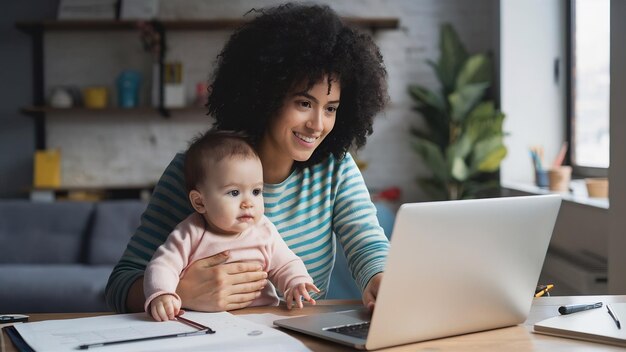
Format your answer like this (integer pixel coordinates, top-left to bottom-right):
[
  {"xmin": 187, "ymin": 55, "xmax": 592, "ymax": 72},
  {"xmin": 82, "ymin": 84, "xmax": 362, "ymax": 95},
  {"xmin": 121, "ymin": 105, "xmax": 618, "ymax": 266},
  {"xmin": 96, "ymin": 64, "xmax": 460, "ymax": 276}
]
[
  {"xmin": 176, "ymin": 315, "xmax": 215, "ymax": 333},
  {"xmin": 77, "ymin": 316, "xmax": 215, "ymax": 349},
  {"xmin": 558, "ymin": 302, "xmax": 602, "ymax": 315},
  {"xmin": 607, "ymin": 304, "xmax": 621, "ymax": 329},
  {"xmin": 535, "ymin": 284, "xmax": 554, "ymax": 297}
]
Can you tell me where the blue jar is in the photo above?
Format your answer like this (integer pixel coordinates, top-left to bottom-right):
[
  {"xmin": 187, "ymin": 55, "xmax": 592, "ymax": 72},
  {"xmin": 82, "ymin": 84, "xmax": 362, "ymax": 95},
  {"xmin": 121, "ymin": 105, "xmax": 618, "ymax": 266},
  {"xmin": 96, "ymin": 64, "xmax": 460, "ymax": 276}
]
[{"xmin": 116, "ymin": 70, "xmax": 142, "ymax": 108}]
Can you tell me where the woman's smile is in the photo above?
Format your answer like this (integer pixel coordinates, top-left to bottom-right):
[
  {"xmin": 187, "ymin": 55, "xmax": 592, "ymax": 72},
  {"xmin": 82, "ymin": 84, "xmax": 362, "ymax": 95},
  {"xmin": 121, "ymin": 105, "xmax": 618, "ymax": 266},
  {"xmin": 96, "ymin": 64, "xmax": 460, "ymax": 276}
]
[{"xmin": 293, "ymin": 132, "xmax": 319, "ymax": 146}]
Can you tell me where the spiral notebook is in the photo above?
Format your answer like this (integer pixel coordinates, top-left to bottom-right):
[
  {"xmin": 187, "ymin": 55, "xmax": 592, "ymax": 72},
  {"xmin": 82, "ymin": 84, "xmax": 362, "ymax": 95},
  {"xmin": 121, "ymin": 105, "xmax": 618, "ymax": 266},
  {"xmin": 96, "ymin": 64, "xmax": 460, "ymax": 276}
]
[{"xmin": 534, "ymin": 303, "xmax": 626, "ymax": 347}]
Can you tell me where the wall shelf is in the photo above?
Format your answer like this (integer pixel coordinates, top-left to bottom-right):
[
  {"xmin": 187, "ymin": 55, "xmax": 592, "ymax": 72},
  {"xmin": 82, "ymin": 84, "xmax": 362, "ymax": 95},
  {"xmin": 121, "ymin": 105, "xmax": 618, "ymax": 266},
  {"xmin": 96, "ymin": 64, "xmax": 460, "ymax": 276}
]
[
  {"xmin": 16, "ymin": 18, "xmax": 399, "ymax": 32},
  {"xmin": 17, "ymin": 16, "xmax": 399, "ymax": 148},
  {"xmin": 21, "ymin": 106, "xmax": 207, "ymax": 117},
  {"xmin": 30, "ymin": 184, "xmax": 155, "ymax": 201}
]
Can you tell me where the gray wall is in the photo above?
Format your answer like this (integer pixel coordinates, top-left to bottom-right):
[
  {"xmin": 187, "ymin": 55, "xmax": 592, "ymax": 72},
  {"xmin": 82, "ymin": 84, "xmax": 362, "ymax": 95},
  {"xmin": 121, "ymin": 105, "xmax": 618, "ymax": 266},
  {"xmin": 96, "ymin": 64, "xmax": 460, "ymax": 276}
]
[
  {"xmin": 608, "ymin": 0, "xmax": 626, "ymax": 293},
  {"xmin": 0, "ymin": 1, "xmax": 58, "ymax": 197}
]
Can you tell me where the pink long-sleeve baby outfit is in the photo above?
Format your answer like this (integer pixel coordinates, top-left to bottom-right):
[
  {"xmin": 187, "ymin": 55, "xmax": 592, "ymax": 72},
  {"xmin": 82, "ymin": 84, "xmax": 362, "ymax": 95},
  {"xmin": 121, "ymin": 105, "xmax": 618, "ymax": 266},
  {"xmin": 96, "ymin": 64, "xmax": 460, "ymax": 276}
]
[{"xmin": 144, "ymin": 212, "xmax": 313, "ymax": 311}]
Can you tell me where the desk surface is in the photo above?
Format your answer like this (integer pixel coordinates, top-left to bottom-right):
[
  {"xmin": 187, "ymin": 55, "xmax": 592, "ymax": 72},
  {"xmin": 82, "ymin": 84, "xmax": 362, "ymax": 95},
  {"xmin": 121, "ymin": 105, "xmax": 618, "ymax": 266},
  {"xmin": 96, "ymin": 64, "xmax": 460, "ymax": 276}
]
[{"xmin": 3, "ymin": 296, "xmax": 626, "ymax": 351}]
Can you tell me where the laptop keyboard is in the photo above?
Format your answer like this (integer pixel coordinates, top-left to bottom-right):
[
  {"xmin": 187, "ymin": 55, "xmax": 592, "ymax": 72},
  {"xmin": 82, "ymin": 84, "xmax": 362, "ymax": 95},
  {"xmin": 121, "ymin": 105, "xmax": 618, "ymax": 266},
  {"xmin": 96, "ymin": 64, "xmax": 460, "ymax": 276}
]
[{"xmin": 326, "ymin": 321, "xmax": 370, "ymax": 339}]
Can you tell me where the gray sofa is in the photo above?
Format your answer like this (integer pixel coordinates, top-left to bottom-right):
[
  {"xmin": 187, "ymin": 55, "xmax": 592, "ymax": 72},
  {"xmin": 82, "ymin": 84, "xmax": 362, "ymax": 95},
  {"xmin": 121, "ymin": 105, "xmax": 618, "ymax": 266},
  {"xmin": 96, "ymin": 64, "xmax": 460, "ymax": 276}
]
[
  {"xmin": 0, "ymin": 200, "xmax": 146, "ymax": 313},
  {"xmin": 0, "ymin": 199, "xmax": 394, "ymax": 313}
]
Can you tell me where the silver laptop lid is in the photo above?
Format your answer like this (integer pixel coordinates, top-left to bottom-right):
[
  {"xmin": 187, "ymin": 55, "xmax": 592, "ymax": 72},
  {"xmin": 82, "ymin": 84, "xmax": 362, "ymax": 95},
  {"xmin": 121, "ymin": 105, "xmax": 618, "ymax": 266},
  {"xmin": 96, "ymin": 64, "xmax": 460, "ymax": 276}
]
[{"xmin": 366, "ymin": 195, "xmax": 561, "ymax": 350}]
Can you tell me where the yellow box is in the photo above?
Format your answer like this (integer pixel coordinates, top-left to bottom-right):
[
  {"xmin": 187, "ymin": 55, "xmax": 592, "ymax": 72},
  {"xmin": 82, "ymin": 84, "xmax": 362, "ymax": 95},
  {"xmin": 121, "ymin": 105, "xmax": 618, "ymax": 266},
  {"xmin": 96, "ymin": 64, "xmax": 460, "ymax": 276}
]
[
  {"xmin": 83, "ymin": 86, "xmax": 108, "ymax": 108},
  {"xmin": 34, "ymin": 149, "xmax": 61, "ymax": 188}
]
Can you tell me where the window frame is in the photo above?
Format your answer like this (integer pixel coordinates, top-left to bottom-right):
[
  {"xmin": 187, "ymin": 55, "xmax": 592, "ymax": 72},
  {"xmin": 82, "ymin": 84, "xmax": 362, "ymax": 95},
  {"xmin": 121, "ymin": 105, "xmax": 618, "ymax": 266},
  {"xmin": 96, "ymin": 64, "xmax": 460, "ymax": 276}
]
[{"xmin": 566, "ymin": 0, "xmax": 609, "ymax": 178}]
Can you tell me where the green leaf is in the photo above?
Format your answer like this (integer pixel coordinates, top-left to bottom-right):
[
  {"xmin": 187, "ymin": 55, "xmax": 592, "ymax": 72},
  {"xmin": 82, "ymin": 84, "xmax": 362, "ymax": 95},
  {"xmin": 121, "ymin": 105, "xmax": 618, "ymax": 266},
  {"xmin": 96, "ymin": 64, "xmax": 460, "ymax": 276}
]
[
  {"xmin": 408, "ymin": 85, "xmax": 446, "ymax": 113},
  {"xmin": 477, "ymin": 146, "xmax": 507, "ymax": 172},
  {"xmin": 412, "ymin": 138, "xmax": 448, "ymax": 181},
  {"xmin": 446, "ymin": 133, "xmax": 473, "ymax": 160},
  {"xmin": 438, "ymin": 24, "xmax": 468, "ymax": 93},
  {"xmin": 456, "ymin": 54, "xmax": 492, "ymax": 89},
  {"xmin": 448, "ymin": 82, "xmax": 489, "ymax": 123},
  {"xmin": 413, "ymin": 105, "xmax": 450, "ymax": 147},
  {"xmin": 449, "ymin": 156, "xmax": 469, "ymax": 181},
  {"xmin": 471, "ymin": 136, "xmax": 507, "ymax": 172},
  {"xmin": 464, "ymin": 102, "xmax": 504, "ymax": 142}
]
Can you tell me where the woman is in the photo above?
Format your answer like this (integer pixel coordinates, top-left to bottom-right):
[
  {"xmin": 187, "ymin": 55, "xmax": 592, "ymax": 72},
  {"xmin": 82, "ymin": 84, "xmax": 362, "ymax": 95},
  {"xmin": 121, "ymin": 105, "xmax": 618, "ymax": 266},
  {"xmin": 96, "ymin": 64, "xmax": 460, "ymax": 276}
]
[{"xmin": 106, "ymin": 2, "xmax": 390, "ymax": 313}]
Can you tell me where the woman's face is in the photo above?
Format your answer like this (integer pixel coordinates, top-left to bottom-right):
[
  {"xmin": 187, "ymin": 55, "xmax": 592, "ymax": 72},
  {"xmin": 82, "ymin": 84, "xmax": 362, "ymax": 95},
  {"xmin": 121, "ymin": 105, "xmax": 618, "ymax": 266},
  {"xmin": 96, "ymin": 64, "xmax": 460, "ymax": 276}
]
[{"xmin": 263, "ymin": 76, "xmax": 340, "ymax": 163}]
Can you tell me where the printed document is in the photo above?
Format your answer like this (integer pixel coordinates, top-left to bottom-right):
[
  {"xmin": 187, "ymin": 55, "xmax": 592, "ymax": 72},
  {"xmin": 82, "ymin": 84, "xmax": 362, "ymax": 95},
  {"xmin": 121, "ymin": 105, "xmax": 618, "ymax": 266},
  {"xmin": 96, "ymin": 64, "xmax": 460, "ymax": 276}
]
[{"xmin": 13, "ymin": 311, "xmax": 310, "ymax": 351}]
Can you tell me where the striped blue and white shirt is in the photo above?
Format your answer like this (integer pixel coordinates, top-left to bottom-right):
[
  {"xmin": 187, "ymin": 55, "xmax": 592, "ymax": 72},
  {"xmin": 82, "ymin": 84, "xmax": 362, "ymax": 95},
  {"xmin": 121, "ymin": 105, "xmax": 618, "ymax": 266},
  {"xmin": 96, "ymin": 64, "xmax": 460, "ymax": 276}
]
[{"xmin": 105, "ymin": 152, "xmax": 390, "ymax": 313}]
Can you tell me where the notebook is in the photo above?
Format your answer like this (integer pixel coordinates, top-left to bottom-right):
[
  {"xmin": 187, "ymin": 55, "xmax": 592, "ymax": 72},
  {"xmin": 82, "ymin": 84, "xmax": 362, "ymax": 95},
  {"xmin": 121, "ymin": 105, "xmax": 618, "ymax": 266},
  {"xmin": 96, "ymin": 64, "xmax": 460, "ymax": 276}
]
[
  {"xmin": 275, "ymin": 195, "xmax": 562, "ymax": 350},
  {"xmin": 534, "ymin": 303, "xmax": 626, "ymax": 347}
]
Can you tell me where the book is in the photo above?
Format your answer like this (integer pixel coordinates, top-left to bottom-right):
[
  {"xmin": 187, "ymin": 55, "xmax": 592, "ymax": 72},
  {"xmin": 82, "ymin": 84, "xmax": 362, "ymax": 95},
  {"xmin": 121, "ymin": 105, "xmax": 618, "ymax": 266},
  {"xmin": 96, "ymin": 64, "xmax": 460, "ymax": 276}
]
[
  {"xmin": 534, "ymin": 303, "xmax": 626, "ymax": 347},
  {"xmin": 33, "ymin": 149, "xmax": 61, "ymax": 188}
]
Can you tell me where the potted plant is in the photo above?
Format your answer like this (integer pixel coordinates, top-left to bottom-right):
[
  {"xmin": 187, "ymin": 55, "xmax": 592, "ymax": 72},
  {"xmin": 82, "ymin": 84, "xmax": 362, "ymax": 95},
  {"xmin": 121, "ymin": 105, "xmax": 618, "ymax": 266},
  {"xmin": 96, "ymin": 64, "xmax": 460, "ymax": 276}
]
[{"xmin": 408, "ymin": 23, "xmax": 507, "ymax": 200}]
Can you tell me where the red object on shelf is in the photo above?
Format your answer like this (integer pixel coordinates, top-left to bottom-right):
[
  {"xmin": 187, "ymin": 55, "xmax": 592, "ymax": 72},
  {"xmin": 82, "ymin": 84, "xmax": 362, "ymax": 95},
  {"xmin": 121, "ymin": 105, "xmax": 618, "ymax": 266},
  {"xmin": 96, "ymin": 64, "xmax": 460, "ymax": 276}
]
[{"xmin": 375, "ymin": 187, "xmax": 401, "ymax": 201}]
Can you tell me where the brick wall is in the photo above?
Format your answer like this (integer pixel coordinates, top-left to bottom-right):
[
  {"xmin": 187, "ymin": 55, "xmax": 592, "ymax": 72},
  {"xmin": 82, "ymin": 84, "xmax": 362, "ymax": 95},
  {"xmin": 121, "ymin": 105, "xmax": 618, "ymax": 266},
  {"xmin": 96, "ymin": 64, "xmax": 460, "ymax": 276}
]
[{"xmin": 45, "ymin": 0, "xmax": 496, "ymax": 202}]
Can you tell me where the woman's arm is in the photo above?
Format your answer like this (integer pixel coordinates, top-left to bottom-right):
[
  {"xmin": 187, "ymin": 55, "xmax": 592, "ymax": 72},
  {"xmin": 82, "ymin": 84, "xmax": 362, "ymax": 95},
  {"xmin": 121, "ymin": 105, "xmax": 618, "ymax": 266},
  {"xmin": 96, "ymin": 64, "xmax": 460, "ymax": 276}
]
[
  {"xmin": 105, "ymin": 154, "xmax": 194, "ymax": 313},
  {"xmin": 332, "ymin": 154, "xmax": 390, "ymax": 294}
]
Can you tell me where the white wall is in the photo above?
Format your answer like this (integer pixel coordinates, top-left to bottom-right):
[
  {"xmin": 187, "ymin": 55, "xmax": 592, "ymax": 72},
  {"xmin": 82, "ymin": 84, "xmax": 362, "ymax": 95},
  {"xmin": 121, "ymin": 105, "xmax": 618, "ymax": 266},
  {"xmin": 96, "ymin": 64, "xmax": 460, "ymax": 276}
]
[
  {"xmin": 608, "ymin": 0, "xmax": 626, "ymax": 293},
  {"xmin": 42, "ymin": 0, "xmax": 497, "ymax": 203},
  {"xmin": 500, "ymin": 0, "xmax": 626, "ymax": 295},
  {"xmin": 499, "ymin": 0, "xmax": 566, "ymax": 184}
]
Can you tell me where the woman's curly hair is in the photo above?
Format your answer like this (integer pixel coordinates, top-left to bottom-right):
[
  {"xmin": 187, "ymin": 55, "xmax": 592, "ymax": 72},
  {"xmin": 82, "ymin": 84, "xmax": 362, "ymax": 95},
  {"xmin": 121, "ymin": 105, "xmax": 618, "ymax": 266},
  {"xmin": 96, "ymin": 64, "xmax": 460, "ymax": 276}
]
[{"xmin": 207, "ymin": 2, "xmax": 388, "ymax": 168}]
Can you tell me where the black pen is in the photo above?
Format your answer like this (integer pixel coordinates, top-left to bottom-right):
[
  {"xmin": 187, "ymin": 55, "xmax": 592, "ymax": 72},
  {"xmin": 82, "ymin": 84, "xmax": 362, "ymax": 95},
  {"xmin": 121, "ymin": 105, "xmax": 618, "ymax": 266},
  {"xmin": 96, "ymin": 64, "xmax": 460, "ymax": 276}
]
[
  {"xmin": 558, "ymin": 302, "xmax": 603, "ymax": 315},
  {"xmin": 77, "ymin": 316, "xmax": 215, "ymax": 349},
  {"xmin": 607, "ymin": 304, "xmax": 621, "ymax": 329}
]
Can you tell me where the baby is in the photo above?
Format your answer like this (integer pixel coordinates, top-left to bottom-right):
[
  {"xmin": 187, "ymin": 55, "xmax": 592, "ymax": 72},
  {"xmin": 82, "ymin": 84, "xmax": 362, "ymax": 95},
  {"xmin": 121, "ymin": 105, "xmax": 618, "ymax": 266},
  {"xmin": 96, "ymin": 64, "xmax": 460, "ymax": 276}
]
[{"xmin": 144, "ymin": 130, "xmax": 319, "ymax": 321}]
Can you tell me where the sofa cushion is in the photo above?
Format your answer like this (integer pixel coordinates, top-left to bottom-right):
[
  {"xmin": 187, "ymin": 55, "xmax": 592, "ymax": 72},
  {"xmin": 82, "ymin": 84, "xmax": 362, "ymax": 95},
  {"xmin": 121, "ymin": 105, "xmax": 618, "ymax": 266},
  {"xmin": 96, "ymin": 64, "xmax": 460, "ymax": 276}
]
[
  {"xmin": 87, "ymin": 200, "xmax": 146, "ymax": 265},
  {"xmin": 0, "ymin": 201, "xmax": 94, "ymax": 264},
  {"xmin": 0, "ymin": 264, "xmax": 112, "ymax": 313}
]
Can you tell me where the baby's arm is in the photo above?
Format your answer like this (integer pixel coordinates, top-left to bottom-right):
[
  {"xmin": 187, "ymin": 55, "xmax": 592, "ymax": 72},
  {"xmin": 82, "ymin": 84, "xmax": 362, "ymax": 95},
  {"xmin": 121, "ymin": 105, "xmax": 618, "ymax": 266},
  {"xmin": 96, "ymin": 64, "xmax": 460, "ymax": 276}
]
[
  {"xmin": 150, "ymin": 294, "xmax": 182, "ymax": 321},
  {"xmin": 144, "ymin": 216, "xmax": 200, "ymax": 318},
  {"xmin": 263, "ymin": 219, "xmax": 318, "ymax": 308}
]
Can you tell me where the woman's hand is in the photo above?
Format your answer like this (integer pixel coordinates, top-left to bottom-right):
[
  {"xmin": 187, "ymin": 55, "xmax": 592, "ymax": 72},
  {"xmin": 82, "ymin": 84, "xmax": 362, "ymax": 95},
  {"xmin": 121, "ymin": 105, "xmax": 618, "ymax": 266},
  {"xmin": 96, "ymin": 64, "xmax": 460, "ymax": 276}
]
[
  {"xmin": 176, "ymin": 251, "xmax": 268, "ymax": 312},
  {"xmin": 362, "ymin": 273, "xmax": 383, "ymax": 312}
]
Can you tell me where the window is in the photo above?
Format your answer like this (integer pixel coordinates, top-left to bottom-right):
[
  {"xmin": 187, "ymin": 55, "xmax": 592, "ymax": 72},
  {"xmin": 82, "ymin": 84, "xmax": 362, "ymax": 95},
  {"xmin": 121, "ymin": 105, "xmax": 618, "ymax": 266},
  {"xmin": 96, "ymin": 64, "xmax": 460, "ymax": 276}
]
[{"xmin": 568, "ymin": 0, "xmax": 610, "ymax": 176}]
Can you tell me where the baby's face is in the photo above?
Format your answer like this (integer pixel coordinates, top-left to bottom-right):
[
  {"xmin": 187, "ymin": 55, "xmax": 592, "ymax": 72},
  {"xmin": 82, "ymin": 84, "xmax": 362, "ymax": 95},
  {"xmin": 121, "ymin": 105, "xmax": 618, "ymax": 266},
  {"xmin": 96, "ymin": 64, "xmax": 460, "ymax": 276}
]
[{"xmin": 198, "ymin": 156, "xmax": 264, "ymax": 235}]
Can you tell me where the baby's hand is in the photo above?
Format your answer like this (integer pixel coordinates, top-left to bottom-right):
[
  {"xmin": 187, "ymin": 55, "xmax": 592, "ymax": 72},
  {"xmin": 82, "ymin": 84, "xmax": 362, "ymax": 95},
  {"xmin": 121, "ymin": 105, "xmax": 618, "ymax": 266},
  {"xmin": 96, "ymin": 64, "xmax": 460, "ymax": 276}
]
[
  {"xmin": 285, "ymin": 282, "xmax": 320, "ymax": 309},
  {"xmin": 150, "ymin": 294, "xmax": 182, "ymax": 321}
]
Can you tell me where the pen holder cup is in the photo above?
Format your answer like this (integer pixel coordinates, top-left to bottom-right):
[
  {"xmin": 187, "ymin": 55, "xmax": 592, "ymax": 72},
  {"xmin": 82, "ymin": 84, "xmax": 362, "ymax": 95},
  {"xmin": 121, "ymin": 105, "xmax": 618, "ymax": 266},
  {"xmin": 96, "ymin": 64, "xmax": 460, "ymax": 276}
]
[
  {"xmin": 585, "ymin": 178, "xmax": 608, "ymax": 198},
  {"xmin": 535, "ymin": 170, "xmax": 549, "ymax": 188},
  {"xmin": 548, "ymin": 166, "xmax": 572, "ymax": 192}
]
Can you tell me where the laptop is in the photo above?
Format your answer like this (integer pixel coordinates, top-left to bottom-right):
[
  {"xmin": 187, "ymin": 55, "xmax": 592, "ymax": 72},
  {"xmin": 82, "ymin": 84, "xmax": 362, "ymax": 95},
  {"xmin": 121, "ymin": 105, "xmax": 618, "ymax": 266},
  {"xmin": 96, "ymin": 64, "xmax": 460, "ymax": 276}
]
[{"xmin": 274, "ymin": 195, "xmax": 562, "ymax": 350}]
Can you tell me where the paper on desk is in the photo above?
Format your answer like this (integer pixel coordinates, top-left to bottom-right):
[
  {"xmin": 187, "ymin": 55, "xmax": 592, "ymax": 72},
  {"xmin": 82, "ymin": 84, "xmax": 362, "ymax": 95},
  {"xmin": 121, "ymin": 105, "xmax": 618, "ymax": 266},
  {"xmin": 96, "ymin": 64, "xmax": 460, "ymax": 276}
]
[
  {"xmin": 238, "ymin": 313, "xmax": 304, "ymax": 327},
  {"xmin": 13, "ymin": 311, "xmax": 311, "ymax": 352}
]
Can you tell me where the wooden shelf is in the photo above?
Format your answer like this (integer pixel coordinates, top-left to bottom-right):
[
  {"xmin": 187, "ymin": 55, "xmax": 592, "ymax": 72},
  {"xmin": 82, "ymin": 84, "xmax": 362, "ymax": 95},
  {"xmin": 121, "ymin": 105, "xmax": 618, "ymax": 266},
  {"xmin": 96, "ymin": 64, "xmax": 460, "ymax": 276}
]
[
  {"xmin": 30, "ymin": 184, "xmax": 155, "ymax": 201},
  {"xmin": 21, "ymin": 106, "xmax": 207, "ymax": 116},
  {"xmin": 16, "ymin": 18, "xmax": 399, "ymax": 32},
  {"xmin": 17, "ymin": 16, "xmax": 399, "ymax": 149},
  {"xmin": 32, "ymin": 184, "xmax": 154, "ymax": 192}
]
